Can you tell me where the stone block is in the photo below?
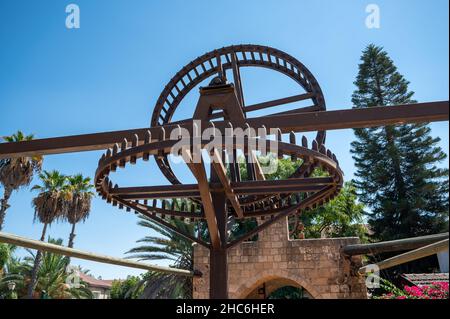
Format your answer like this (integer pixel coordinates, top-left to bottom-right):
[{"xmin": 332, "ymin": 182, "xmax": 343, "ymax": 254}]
[
  {"xmin": 271, "ymin": 241, "xmax": 283, "ymax": 248},
  {"xmin": 330, "ymin": 285, "xmax": 340, "ymax": 293}
]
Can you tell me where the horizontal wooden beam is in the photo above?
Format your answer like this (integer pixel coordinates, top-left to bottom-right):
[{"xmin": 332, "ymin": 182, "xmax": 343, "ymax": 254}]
[
  {"xmin": 253, "ymin": 101, "xmax": 448, "ymax": 133},
  {"xmin": 117, "ymin": 197, "xmax": 210, "ymax": 249},
  {"xmin": 0, "ymin": 101, "xmax": 447, "ymax": 159},
  {"xmin": 109, "ymin": 177, "xmax": 335, "ymax": 199},
  {"xmin": 119, "ymin": 193, "xmax": 200, "ymax": 200},
  {"xmin": 110, "ymin": 184, "xmax": 201, "ymax": 199},
  {"xmin": 0, "ymin": 231, "xmax": 198, "ymax": 277},
  {"xmin": 244, "ymin": 93, "xmax": 315, "ymax": 113},
  {"xmin": 232, "ymin": 177, "xmax": 335, "ymax": 190},
  {"xmin": 208, "ymin": 93, "xmax": 316, "ymax": 119},
  {"xmin": 342, "ymin": 232, "xmax": 449, "ymax": 256},
  {"xmin": 359, "ymin": 239, "xmax": 449, "ymax": 274},
  {"xmin": 235, "ymin": 185, "xmax": 325, "ymax": 195}
]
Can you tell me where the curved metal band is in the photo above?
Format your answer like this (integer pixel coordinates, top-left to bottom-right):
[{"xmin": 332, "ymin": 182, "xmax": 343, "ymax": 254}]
[{"xmin": 94, "ymin": 137, "xmax": 342, "ymax": 221}]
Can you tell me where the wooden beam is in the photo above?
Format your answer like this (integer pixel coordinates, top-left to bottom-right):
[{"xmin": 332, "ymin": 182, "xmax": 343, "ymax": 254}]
[
  {"xmin": 244, "ymin": 93, "xmax": 315, "ymax": 113},
  {"xmin": 231, "ymin": 51, "xmax": 245, "ymax": 108},
  {"xmin": 232, "ymin": 177, "xmax": 335, "ymax": 190},
  {"xmin": 359, "ymin": 239, "xmax": 449, "ymax": 274},
  {"xmin": 210, "ymin": 148, "xmax": 244, "ymax": 218},
  {"xmin": 208, "ymin": 93, "xmax": 316, "ymax": 120},
  {"xmin": 183, "ymin": 149, "xmax": 221, "ymax": 249},
  {"xmin": 110, "ymin": 184, "xmax": 201, "ymax": 199},
  {"xmin": 0, "ymin": 101, "xmax": 447, "ymax": 159},
  {"xmin": 209, "ymin": 161, "xmax": 229, "ymax": 299},
  {"xmin": 0, "ymin": 231, "xmax": 198, "ymax": 277},
  {"xmin": 266, "ymin": 105, "xmax": 320, "ymax": 117},
  {"xmin": 342, "ymin": 232, "xmax": 449, "ymax": 256},
  {"xmin": 119, "ymin": 193, "xmax": 200, "ymax": 200},
  {"xmin": 235, "ymin": 185, "xmax": 325, "ymax": 195},
  {"xmin": 116, "ymin": 197, "xmax": 210, "ymax": 249},
  {"xmin": 250, "ymin": 101, "xmax": 449, "ymax": 134},
  {"xmin": 251, "ymin": 150, "xmax": 266, "ymax": 181},
  {"xmin": 111, "ymin": 177, "xmax": 334, "ymax": 199}
]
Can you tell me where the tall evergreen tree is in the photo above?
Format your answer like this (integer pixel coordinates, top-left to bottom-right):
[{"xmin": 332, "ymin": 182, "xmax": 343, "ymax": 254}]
[{"xmin": 351, "ymin": 44, "xmax": 449, "ymax": 241}]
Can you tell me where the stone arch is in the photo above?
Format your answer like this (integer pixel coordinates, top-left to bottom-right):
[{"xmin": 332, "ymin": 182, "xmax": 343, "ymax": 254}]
[{"xmin": 231, "ymin": 269, "xmax": 322, "ymax": 299}]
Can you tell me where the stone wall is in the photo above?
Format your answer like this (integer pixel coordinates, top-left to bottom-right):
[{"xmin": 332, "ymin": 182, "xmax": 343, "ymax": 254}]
[{"xmin": 193, "ymin": 217, "xmax": 367, "ymax": 299}]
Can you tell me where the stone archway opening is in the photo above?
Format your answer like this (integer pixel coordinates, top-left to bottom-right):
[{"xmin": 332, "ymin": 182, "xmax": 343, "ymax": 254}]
[{"xmin": 243, "ymin": 277, "xmax": 314, "ymax": 299}]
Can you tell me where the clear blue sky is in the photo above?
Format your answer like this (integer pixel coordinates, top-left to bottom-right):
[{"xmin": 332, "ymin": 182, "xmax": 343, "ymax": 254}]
[{"xmin": 0, "ymin": 0, "xmax": 448, "ymax": 279}]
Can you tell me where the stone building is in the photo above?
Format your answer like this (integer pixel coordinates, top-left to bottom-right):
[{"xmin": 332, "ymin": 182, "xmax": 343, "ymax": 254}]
[{"xmin": 193, "ymin": 218, "xmax": 367, "ymax": 299}]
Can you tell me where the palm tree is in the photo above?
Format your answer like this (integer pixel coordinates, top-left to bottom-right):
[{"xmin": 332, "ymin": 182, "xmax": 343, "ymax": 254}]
[
  {"xmin": 23, "ymin": 238, "xmax": 93, "ymax": 299},
  {"xmin": 0, "ymin": 243, "xmax": 10, "ymax": 274},
  {"xmin": 0, "ymin": 244, "xmax": 25, "ymax": 298},
  {"xmin": 0, "ymin": 131, "xmax": 42, "ymax": 231},
  {"xmin": 126, "ymin": 215, "xmax": 194, "ymax": 299},
  {"xmin": 27, "ymin": 170, "xmax": 69, "ymax": 298},
  {"xmin": 65, "ymin": 174, "xmax": 94, "ymax": 249}
]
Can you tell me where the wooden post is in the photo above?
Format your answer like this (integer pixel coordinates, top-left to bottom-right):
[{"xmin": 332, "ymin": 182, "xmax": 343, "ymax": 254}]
[{"xmin": 209, "ymin": 159, "xmax": 229, "ymax": 299}]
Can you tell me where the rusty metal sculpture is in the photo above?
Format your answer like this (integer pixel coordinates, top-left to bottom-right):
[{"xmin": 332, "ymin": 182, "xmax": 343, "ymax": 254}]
[
  {"xmin": 93, "ymin": 45, "xmax": 345, "ymax": 298},
  {"xmin": 0, "ymin": 44, "xmax": 448, "ymax": 299}
]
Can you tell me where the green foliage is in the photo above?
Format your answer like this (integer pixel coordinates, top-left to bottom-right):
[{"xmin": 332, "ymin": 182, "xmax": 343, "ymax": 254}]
[
  {"xmin": 237, "ymin": 155, "xmax": 303, "ymax": 181},
  {"xmin": 22, "ymin": 237, "xmax": 93, "ymax": 299},
  {"xmin": 110, "ymin": 275, "xmax": 143, "ymax": 299},
  {"xmin": 65, "ymin": 173, "xmax": 94, "ymax": 249},
  {"xmin": 351, "ymin": 44, "xmax": 449, "ymax": 241},
  {"xmin": 66, "ymin": 174, "xmax": 95, "ymax": 224},
  {"xmin": 0, "ymin": 245, "xmax": 25, "ymax": 298},
  {"xmin": 31, "ymin": 170, "xmax": 71, "ymax": 224},
  {"xmin": 268, "ymin": 286, "xmax": 307, "ymax": 299},
  {"xmin": 0, "ymin": 243, "xmax": 9, "ymax": 271},
  {"xmin": 228, "ymin": 218, "xmax": 258, "ymax": 241},
  {"xmin": 0, "ymin": 237, "xmax": 93, "ymax": 299},
  {"xmin": 236, "ymin": 157, "xmax": 368, "ymax": 240},
  {"xmin": 28, "ymin": 170, "xmax": 94, "ymax": 296},
  {"xmin": 302, "ymin": 182, "xmax": 368, "ymax": 240},
  {"xmin": 31, "ymin": 171, "xmax": 95, "ymax": 225},
  {"xmin": 2, "ymin": 131, "xmax": 35, "ymax": 143},
  {"xmin": 232, "ymin": 157, "xmax": 305, "ymax": 241},
  {"xmin": 126, "ymin": 217, "xmax": 194, "ymax": 299}
]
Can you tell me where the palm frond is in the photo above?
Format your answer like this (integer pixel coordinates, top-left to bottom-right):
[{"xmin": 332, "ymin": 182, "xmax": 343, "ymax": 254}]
[{"xmin": 127, "ymin": 212, "xmax": 195, "ymax": 299}]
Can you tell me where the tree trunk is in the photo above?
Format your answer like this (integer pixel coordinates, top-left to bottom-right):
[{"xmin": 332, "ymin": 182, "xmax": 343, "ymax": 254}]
[
  {"xmin": 0, "ymin": 187, "xmax": 12, "ymax": 231},
  {"xmin": 27, "ymin": 222, "xmax": 48, "ymax": 299},
  {"xmin": 68, "ymin": 222, "xmax": 76, "ymax": 249},
  {"xmin": 372, "ymin": 59, "xmax": 406, "ymax": 198},
  {"xmin": 384, "ymin": 126, "xmax": 407, "ymax": 199},
  {"xmin": 372, "ymin": 57, "xmax": 408, "ymax": 233},
  {"xmin": 66, "ymin": 222, "xmax": 77, "ymax": 265}
]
